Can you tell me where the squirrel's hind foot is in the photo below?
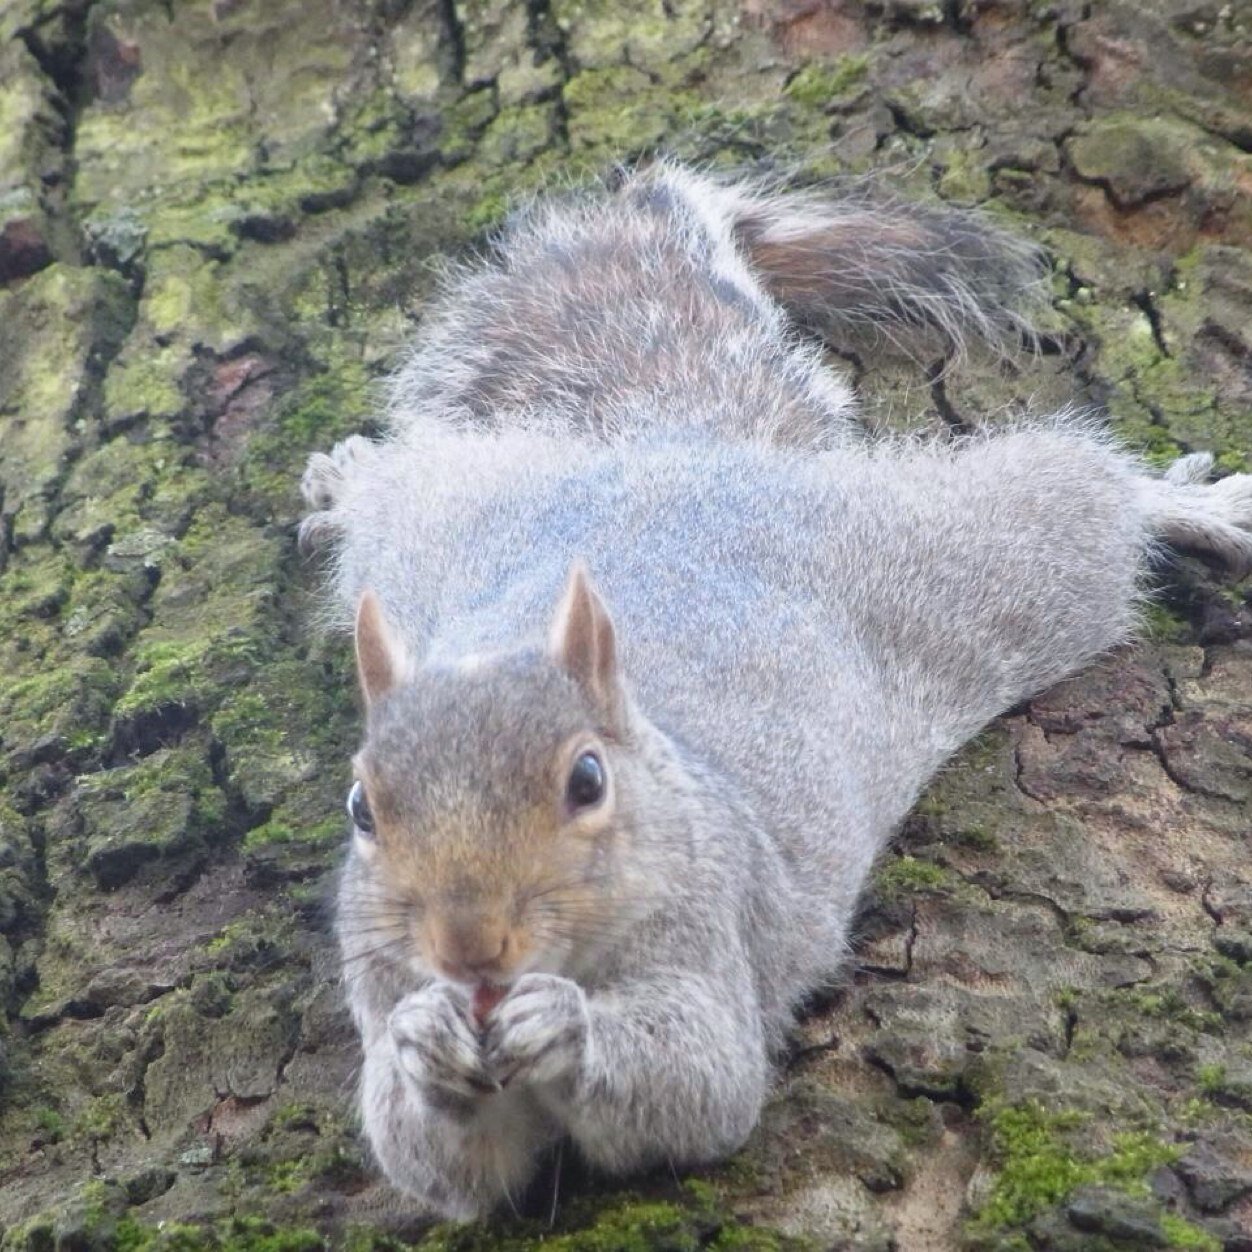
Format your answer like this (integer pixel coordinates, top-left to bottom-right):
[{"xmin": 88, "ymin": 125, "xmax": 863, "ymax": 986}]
[
  {"xmin": 298, "ymin": 435, "xmax": 375, "ymax": 553},
  {"xmin": 1146, "ymin": 453, "xmax": 1252, "ymax": 579}
]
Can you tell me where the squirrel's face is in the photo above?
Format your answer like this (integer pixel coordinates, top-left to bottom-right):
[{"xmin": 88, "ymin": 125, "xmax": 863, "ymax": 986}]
[{"xmin": 339, "ymin": 563, "xmax": 636, "ymax": 988}]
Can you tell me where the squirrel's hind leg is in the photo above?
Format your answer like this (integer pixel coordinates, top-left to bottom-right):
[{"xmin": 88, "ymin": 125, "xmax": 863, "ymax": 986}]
[{"xmin": 1142, "ymin": 453, "xmax": 1252, "ymax": 577}]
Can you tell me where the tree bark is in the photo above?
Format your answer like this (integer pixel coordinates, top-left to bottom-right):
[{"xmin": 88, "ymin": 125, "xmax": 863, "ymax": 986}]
[{"xmin": 0, "ymin": 0, "xmax": 1249, "ymax": 1247}]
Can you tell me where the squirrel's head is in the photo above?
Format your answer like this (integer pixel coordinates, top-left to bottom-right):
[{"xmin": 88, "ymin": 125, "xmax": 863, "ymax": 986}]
[{"xmin": 340, "ymin": 562, "xmax": 648, "ymax": 988}]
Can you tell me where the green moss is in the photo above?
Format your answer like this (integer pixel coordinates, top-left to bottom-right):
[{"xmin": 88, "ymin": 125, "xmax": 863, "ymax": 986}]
[
  {"xmin": 1200, "ymin": 952, "xmax": 1252, "ymax": 1020},
  {"xmin": 1195, "ymin": 1063, "xmax": 1226, "ymax": 1096},
  {"xmin": 114, "ymin": 639, "xmax": 220, "ymax": 717},
  {"xmin": 1160, "ymin": 1213, "xmax": 1222, "ymax": 1252},
  {"xmin": 345, "ymin": 1186, "xmax": 811, "ymax": 1252},
  {"xmin": 239, "ymin": 358, "xmax": 373, "ymax": 511},
  {"xmin": 784, "ymin": 56, "xmax": 869, "ymax": 108},
  {"xmin": 269, "ymin": 1102, "xmax": 321, "ymax": 1133},
  {"xmin": 210, "ymin": 647, "xmax": 357, "ymax": 822},
  {"xmin": 972, "ymin": 1103, "xmax": 1090, "ymax": 1229},
  {"xmin": 146, "ymin": 257, "xmax": 222, "ymax": 338},
  {"xmin": 1175, "ymin": 1096, "xmax": 1220, "ymax": 1128},
  {"xmin": 200, "ymin": 913, "xmax": 297, "ymax": 969},
  {"xmin": 1116, "ymin": 985, "xmax": 1220, "ymax": 1033},
  {"xmin": 114, "ymin": 1215, "xmax": 324, "ymax": 1252},
  {"xmin": 465, "ymin": 189, "xmax": 510, "ymax": 234},
  {"xmin": 0, "ymin": 549, "xmax": 74, "ymax": 620},
  {"xmin": 338, "ymin": 1231, "xmax": 408, "ymax": 1252},
  {"xmin": 1096, "ymin": 976, "xmax": 1221, "ymax": 1036},
  {"xmin": 709, "ymin": 1229, "xmax": 790, "ymax": 1252},
  {"xmin": 477, "ymin": 103, "xmax": 557, "ymax": 169},
  {"xmin": 113, "ymin": 505, "xmax": 285, "ymax": 724},
  {"xmin": 0, "ymin": 655, "xmax": 121, "ymax": 758},
  {"xmin": 280, "ymin": 361, "xmax": 373, "ymax": 446},
  {"xmin": 257, "ymin": 1133, "xmax": 366, "ymax": 1198},
  {"xmin": 33, "ymin": 1105, "xmax": 65, "ymax": 1142},
  {"xmin": 936, "ymin": 143, "xmax": 992, "ymax": 203},
  {"xmin": 189, "ymin": 969, "xmax": 234, "ymax": 1018},
  {"xmin": 873, "ymin": 854, "xmax": 951, "ymax": 899},
  {"xmin": 438, "ymin": 87, "xmax": 500, "ymax": 164},
  {"xmin": 1119, "ymin": 422, "xmax": 1187, "ymax": 470},
  {"xmin": 0, "ymin": 1213, "xmax": 56, "ymax": 1251},
  {"xmin": 421, "ymin": 1199, "xmax": 703, "ymax": 1252},
  {"xmin": 55, "ymin": 437, "xmax": 196, "ymax": 557},
  {"xmin": 72, "ymin": 1093, "xmax": 127, "ymax": 1143},
  {"xmin": 969, "ymin": 1100, "xmax": 1181, "ymax": 1234},
  {"xmin": 333, "ymin": 89, "xmax": 437, "ymax": 180},
  {"xmin": 562, "ymin": 65, "xmax": 702, "ymax": 159},
  {"xmin": 0, "ymin": 268, "xmax": 133, "ymax": 477},
  {"xmin": 229, "ymin": 155, "xmax": 360, "ymax": 232},
  {"xmin": 1055, "ymin": 987, "xmax": 1080, "ymax": 1011},
  {"xmin": 880, "ymin": 1095, "xmax": 943, "ymax": 1149},
  {"xmin": 140, "ymin": 186, "xmax": 244, "ymax": 257},
  {"xmin": 266, "ymin": 1159, "xmax": 313, "ymax": 1195},
  {"xmin": 103, "ymin": 345, "xmax": 189, "ymax": 425},
  {"xmin": 950, "ymin": 823, "xmax": 999, "ymax": 852},
  {"xmin": 1143, "ymin": 603, "xmax": 1190, "ymax": 643},
  {"xmin": 1072, "ymin": 298, "xmax": 1223, "ymax": 466},
  {"xmin": 242, "ymin": 816, "xmax": 345, "ymax": 852}
]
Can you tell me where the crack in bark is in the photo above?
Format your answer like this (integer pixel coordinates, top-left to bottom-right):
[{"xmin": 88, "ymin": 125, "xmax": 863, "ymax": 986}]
[
  {"xmin": 927, "ymin": 358, "xmax": 971, "ymax": 433},
  {"xmin": 1132, "ymin": 289, "xmax": 1172, "ymax": 358}
]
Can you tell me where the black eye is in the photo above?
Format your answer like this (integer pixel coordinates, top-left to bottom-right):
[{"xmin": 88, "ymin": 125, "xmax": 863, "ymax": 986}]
[
  {"xmin": 347, "ymin": 780, "xmax": 374, "ymax": 835},
  {"xmin": 566, "ymin": 751, "xmax": 606, "ymax": 811}
]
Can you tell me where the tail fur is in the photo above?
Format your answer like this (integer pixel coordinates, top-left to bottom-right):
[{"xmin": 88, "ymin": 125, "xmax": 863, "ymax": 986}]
[
  {"xmin": 379, "ymin": 162, "xmax": 1047, "ymax": 450},
  {"xmin": 724, "ymin": 175, "xmax": 1048, "ymax": 358}
]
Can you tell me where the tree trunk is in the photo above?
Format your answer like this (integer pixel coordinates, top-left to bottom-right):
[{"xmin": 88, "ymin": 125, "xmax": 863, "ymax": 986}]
[{"xmin": 0, "ymin": 0, "xmax": 1249, "ymax": 1247}]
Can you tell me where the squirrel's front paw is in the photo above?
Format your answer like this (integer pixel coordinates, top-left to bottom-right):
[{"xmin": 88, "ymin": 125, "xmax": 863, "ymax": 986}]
[
  {"xmin": 483, "ymin": 973, "xmax": 590, "ymax": 1091},
  {"xmin": 389, "ymin": 984, "xmax": 495, "ymax": 1100}
]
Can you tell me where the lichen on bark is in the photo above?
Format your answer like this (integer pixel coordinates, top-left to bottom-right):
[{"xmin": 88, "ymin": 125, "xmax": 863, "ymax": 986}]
[{"xmin": 0, "ymin": 0, "xmax": 1250, "ymax": 1249}]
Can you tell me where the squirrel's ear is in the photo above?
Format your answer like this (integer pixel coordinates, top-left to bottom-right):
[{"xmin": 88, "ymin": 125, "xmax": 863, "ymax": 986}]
[
  {"xmin": 355, "ymin": 589, "xmax": 410, "ymax": 706},
  {"xmin": 548, "ymin": 561, "xmax": 622, "ymax": 728}
]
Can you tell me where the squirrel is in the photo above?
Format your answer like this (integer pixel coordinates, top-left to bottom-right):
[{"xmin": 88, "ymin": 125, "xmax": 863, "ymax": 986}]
[{"xmin": 299, "ymin": 161, "xmax": 1252, "ymax": 1220}]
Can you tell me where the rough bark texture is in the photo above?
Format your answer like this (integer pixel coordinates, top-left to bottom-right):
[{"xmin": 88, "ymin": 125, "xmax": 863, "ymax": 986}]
[{"xmin": 0, "ymin": 1, "xmax": 1250, "ymax": 1249}]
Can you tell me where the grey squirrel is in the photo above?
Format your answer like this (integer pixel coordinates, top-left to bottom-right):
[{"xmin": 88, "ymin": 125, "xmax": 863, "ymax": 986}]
[{"xmin": 299, "ymin": 162, "xmax": 1252, "ymax": 1220}]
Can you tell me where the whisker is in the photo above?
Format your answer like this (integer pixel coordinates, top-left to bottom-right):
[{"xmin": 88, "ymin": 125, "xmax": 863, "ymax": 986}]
[
  {"xmin": 548, "ymin": 1140, "xmax": 563, "ymax": 1227},
  {"xmin": 340, "ymin": 939, "xmax": 411, "ymax": 968}
]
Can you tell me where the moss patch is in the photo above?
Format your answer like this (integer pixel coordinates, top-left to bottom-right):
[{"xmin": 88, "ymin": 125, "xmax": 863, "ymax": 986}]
[
  {"xmin": 872, "ymin": 854, "xmax": 952, "ymax": 899},
  {"xmin": 969, "ymin": 1100, "xmax": 1182, "ymax": 1236},
  {"xmin": 784, "ymin": 57, "xmax": 869, "ymax": 109}
]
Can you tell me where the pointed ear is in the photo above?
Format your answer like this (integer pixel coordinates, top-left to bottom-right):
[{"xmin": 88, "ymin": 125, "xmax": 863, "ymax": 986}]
[
  {"xmin": 548, "ymin": 561, "xmax": 622, "ymax": 728},
  {"xmin": 355, "ymin": 589, "xmax": 410, "ymax": 706}
]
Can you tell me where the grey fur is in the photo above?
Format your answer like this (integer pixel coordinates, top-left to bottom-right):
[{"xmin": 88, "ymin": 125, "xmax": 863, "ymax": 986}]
[{"xmin": 302, "ymin": 162, "xmax": 1252, "ymax": 1219}]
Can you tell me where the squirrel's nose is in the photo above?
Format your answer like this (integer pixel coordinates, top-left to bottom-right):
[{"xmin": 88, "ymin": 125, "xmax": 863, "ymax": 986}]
[{"xmin": 428, "ymin": 915, "xmax": 510, "ymax": 979}]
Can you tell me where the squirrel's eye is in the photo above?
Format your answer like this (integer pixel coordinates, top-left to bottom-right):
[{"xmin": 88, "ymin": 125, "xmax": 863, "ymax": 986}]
[
  {"xmin": 347, "ymin": 780, "xmax": 375, "ymax": 835},
  {"xmin": 566, "ymin": 751, "xmax": 606, "ymax": 811}
]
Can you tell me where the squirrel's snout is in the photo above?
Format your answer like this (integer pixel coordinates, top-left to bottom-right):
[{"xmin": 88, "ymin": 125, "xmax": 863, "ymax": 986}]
[{"xmin": 427, "ymin": 913, "xmax": 513, "ymax": 982}]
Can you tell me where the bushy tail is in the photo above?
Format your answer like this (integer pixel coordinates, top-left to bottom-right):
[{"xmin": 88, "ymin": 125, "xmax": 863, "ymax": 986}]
[
  {"xmin": 380, "ymin": 162, "xmax": 1049, "ymax": 452},
  {"xmin": 722, "ymin": 174, "xmax": 1049, "ymax": 359}
]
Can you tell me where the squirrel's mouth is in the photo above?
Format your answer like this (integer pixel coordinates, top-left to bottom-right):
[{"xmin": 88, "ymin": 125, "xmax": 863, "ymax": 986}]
[{"xmin": 471, "ymin": 981, "xmax": 509, "ymax": 1023}]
